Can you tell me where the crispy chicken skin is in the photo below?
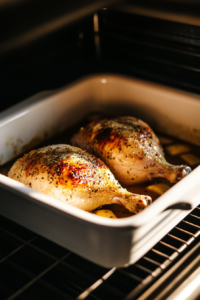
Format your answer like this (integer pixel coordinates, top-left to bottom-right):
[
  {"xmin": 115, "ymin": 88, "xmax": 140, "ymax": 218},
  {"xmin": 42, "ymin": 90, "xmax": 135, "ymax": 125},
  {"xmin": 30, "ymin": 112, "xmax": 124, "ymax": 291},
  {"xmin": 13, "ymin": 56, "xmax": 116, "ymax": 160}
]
[
  {"xmin": 8, "ymin": 144, "xmax": 152, "ymax": 213},
  {"xmin": 72, "ymin": 117, "xmax": 191, "ymax": 185}
]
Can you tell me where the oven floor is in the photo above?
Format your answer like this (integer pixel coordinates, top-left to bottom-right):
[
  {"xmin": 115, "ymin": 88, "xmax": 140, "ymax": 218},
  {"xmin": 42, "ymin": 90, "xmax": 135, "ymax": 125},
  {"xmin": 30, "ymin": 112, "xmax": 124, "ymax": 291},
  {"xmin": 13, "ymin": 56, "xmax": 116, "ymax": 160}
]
[{"xmin": 0, "ymin": 204, "xmax": 199, "ymax": 300}]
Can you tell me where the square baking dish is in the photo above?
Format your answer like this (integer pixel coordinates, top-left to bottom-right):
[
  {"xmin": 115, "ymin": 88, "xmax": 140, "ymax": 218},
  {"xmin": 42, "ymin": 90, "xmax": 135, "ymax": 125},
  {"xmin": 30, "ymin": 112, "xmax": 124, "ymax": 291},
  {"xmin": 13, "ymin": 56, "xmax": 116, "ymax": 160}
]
[{"xmin": 0, "ymin": 74, "xmax": 200, "ymax": 268}]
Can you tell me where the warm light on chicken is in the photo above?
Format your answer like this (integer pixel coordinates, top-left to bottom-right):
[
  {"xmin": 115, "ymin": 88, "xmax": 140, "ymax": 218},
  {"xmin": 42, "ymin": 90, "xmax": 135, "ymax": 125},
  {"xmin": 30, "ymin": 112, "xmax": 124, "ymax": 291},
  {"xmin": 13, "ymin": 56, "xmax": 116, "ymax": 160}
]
[
  {"xmin": 72, "ymin": 117, "xmax": 191, "ymax": 185},
  {"xmin": 8, "ymin": 144, "xmax": 152, "ymax": 213}
]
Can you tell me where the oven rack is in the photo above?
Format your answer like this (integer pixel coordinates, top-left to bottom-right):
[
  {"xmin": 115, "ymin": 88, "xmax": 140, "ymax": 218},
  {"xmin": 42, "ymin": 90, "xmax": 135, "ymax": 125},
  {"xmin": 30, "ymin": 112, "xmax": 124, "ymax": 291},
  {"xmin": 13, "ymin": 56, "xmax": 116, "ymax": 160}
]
[{"xmin": 0, "ymin": 205, "xmax": 199, "ymax": 300}]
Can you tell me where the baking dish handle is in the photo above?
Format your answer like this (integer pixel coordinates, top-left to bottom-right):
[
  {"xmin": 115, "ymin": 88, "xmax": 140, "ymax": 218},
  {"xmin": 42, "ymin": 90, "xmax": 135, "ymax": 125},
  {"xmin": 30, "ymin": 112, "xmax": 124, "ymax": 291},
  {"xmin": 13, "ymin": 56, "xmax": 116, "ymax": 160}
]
[
  {"xmin": 156, "ymin": 188, "xmax": 200, "ymax": 212},
  {"xmin": 165, "ymin": 201, "xmax": 192, "ymax": 210},
  {"xmin": 130, "ymin": 166, "xmax": 200, "ymax": 227},
  {"xmin": 161, "ymin": 167, "xmax": 200, "ymax": 212}
]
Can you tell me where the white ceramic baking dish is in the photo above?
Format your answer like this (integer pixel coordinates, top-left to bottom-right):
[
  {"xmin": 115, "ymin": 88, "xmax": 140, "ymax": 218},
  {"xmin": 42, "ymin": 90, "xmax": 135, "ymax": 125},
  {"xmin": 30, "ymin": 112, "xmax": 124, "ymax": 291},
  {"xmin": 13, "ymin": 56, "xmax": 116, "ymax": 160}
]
[{"xmin": 0, "ymin": 74, "xmax": 200, "ymax": 268}]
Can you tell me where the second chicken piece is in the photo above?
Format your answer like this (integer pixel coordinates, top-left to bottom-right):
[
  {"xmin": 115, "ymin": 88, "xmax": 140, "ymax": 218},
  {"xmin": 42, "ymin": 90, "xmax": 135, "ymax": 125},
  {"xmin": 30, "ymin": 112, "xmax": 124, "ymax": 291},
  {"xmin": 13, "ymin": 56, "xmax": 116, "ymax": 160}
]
[{"xmin": 72, "ymin": 116, "xmax": 191, "ymax": 185}]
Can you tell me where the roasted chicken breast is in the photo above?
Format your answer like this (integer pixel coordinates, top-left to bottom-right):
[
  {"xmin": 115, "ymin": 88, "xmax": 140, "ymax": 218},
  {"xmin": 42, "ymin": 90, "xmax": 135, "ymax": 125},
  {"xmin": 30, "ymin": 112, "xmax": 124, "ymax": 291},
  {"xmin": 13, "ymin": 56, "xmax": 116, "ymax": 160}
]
[
  {"xmin": 72, "ymin": 117, "xmax": 191, "ymax": 185},
  {"xmin": 8, "ymin": 144, "xmax": 152, "ymax": 213}
]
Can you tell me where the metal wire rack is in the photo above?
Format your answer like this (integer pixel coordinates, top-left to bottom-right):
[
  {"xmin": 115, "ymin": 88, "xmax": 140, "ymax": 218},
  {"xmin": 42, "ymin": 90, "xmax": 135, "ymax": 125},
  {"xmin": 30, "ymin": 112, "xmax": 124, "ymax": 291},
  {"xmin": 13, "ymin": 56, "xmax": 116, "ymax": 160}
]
[{"xmin": 0, "ymin": 204, "xmax": 199, "ymax": 300}]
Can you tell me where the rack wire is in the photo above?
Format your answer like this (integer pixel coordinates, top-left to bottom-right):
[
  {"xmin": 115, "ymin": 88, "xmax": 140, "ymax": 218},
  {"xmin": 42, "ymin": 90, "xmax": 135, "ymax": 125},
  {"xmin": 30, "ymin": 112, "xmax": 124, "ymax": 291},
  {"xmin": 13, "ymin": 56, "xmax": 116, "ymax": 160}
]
[{"xmin": 0, "ymin": 204, "xmax": 199, "ymax": 300}]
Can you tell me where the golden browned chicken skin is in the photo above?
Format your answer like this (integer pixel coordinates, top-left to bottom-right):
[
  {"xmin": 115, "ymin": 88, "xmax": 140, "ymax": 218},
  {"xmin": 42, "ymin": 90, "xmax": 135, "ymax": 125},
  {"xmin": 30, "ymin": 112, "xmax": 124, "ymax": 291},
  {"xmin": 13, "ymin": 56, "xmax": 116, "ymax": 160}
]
[
  {"xmin": 72, "ymin": 117, "xmax": 191, "ymax": 185},
  {"xmin": 8, "ymin": 144, "xmax": 152, "ymax": 213}
]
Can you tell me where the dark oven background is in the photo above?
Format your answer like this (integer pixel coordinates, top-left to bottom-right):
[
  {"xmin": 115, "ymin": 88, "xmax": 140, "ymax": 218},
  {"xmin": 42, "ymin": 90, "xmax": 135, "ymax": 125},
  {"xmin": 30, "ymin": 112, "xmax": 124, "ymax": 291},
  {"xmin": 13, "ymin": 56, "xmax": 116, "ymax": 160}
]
[{"xmin": 0, "ymin": 0, "xmax": 200, "ymax": 113}]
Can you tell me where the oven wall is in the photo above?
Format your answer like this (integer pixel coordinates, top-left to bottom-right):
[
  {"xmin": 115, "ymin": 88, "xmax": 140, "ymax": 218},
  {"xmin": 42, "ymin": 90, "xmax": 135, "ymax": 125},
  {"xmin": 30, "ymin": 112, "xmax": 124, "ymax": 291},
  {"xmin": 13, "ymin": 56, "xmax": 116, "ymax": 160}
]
[{"xmin": 96, "ymin": 1, "xmax": 200, "ymax": 95}]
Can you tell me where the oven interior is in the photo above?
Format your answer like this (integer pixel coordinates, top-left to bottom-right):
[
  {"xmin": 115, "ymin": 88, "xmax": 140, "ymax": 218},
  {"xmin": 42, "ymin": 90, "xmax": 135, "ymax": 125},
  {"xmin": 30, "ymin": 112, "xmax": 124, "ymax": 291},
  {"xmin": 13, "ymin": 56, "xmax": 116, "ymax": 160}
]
[
  {"xmin": 0, "ymin": 0, "xmax": 200, "ymax": 299},
  {"xmin": 1, "ymin": 0, "xmax": 200, "ymax": 112}
]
